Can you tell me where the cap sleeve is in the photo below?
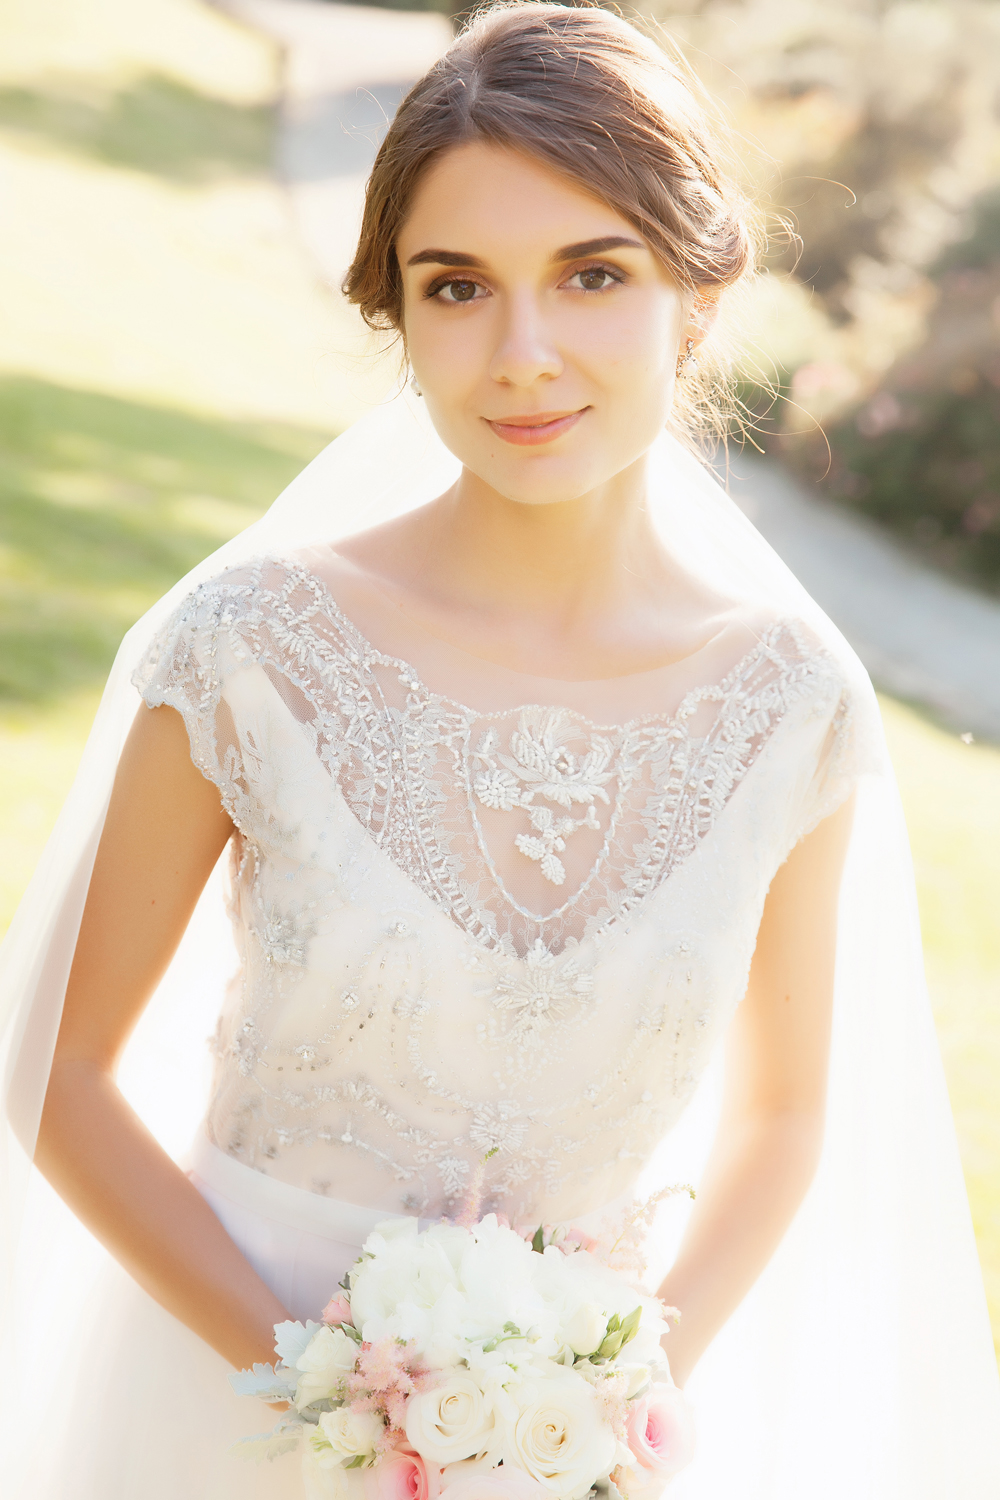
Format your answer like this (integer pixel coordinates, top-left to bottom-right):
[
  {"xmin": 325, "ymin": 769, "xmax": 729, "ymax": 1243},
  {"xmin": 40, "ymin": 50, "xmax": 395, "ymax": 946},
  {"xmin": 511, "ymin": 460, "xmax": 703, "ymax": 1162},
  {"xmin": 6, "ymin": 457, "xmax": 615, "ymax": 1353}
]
[
  {"xmin": 784, "ymin": 646, "xmax": 883, "ymax": 852},
  {"xmin": 131, "ymin": 567, "xmax": 259, "ymax": 829}
]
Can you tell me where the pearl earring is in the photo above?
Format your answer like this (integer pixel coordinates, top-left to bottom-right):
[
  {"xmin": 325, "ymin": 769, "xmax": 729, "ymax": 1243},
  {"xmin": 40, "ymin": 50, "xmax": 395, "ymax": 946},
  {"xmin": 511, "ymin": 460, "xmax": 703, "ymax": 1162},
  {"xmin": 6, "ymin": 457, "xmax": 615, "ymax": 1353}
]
[
  {"xmin": 409, "ymin": 374, "xmax": 422, "ymax": 397},
  {"xmin": 675, "ymin": 339, "xmax": 698, "ymax": 378}
]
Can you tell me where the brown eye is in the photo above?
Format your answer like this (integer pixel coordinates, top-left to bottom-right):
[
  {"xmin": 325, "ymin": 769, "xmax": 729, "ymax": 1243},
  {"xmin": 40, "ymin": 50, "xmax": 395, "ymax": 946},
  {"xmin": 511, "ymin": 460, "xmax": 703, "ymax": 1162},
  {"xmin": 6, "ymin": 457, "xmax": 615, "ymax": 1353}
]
[
  {"xmin": 567, "ymin": 266, "xmax": 622, "ymax": 293},
  {"xmin": 436, "ymin": 279, "xmax": 483, "ymax": 303}
]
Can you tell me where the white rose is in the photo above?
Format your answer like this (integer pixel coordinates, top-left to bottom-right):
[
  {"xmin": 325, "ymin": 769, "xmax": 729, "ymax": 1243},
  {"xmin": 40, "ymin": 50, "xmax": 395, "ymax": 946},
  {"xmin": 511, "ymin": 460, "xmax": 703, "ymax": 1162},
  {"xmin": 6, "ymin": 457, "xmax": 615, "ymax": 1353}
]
[
  {"xmin": 563, "ymin": 1303, "xmax": 606, "ymax": 1358},
  {"xmin": 405, "ymin": 1372, "xmax": 497, "ymax": 1463},
  {"xmin": 503, "ymin": 1379, "xmax": 617, "ymax": 1499},
  {"xmin": 295, "ymin": 1325, "xmax": 360, "ymax": 1409},
  {"xmin": 313, "ymin": 1406, "xmax": 385, "ymax": 1467},
  {"xmin": 303, "ymin": 1440, "xmax": 369, "ymax": 1497}
]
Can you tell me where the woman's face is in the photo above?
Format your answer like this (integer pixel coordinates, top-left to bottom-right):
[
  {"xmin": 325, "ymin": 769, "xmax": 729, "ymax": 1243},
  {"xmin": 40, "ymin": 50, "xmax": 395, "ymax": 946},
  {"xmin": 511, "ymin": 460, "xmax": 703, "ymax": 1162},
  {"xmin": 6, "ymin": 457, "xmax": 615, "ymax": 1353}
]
[{"xmin": 397, "ymin": 141, "xmax": 694, "ymax": 507}]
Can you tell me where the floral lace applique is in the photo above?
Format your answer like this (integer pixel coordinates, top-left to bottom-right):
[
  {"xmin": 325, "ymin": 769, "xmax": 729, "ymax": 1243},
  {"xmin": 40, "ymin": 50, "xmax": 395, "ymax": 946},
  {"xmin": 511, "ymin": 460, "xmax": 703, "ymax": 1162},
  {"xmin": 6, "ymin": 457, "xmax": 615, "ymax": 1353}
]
[{"xmin": 473, "ymin": 715, "xmax": 613, "ymax": 885}]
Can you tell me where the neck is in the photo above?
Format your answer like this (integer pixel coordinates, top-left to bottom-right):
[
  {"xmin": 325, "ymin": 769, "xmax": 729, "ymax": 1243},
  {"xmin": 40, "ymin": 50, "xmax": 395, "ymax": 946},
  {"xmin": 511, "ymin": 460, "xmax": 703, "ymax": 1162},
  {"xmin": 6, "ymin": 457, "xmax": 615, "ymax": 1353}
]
[{"xmin": 412, "ymin": 454, "xmax": 667, "ymax": 633}]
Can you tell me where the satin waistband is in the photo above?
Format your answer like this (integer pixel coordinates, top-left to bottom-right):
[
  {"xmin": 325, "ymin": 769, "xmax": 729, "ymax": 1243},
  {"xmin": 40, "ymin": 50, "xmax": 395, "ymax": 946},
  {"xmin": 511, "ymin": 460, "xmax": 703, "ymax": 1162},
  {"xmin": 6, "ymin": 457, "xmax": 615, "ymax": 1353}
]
[{"xmin": 187, "ymin": 1133, "xmax": 425, "ymax": 1246}]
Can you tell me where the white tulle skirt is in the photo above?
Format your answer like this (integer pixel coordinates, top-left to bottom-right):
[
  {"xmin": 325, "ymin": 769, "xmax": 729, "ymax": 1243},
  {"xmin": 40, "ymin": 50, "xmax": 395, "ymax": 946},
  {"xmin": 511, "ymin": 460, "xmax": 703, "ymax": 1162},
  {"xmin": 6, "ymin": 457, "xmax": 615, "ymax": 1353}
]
[{"xmin": 31, "ymin": 1136, "xmax": 395, "ymax": 1500}]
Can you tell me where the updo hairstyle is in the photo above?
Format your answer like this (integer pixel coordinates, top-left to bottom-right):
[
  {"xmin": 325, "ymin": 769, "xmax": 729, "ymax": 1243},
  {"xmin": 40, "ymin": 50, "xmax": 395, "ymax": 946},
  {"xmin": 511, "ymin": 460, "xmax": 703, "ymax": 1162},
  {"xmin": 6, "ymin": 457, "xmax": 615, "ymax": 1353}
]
[{"xmin": 344, "ymin": 2, "xmax": 759, "ymax": 446}]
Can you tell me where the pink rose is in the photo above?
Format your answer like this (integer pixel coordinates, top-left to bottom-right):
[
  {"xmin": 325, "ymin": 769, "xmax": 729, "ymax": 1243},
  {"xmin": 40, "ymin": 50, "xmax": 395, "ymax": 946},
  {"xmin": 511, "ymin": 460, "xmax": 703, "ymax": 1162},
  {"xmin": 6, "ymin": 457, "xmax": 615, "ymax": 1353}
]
[
  {"xmin": 366, "ymin": 1447, "xmax": 441, "ymax": 1500},
  {"xmin": 625, "ymin": 1388, "xmax": 695, "ymax": 1482},
  {"xmin": 559, "ymin": 1227, "xmax": 597, "ymax": 1255},
  {"xmin": 322, "ymin": 1293, "xmax": 354, "ymax": 1327},
  {"xmin": 443, "ymin": 1467, "xmax": 548, "ymax": 1500}
]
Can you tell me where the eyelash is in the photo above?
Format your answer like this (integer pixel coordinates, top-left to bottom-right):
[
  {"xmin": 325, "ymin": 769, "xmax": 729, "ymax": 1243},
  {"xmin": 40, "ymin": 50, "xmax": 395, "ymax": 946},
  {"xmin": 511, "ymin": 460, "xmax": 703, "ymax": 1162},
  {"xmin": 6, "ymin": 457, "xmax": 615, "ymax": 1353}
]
[{"xmin": 424, "ymin": 261, "xmax": 628, "ymax": 302}]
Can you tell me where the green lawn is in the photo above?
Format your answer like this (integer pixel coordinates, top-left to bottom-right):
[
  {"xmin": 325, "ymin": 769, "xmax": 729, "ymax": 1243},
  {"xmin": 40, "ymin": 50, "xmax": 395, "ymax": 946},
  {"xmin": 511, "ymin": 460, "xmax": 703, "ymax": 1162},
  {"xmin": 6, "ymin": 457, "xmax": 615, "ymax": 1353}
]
[
  {"xmin": 879, "ymin": 697, "xmax": 1000, "ymax": 1356},
  {"xmin": 0, "ymin": 376, "xmax": 331, "ymax": 705}
]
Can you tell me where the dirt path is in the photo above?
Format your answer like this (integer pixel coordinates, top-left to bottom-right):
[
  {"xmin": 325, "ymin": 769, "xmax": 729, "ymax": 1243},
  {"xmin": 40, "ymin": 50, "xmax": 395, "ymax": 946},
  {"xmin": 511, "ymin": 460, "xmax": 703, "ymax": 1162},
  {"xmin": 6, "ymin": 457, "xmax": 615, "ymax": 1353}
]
[
  {"xmin": 727, "ymin": 455, "xmax": 1000, "ymax": 741},
  {"xmin": 214, "ymin": 0, "xmax": 1000, "ymax": 742},
  {"xmin": 213, "ymin": 0, "xmax": 451, "ymax": 286}
]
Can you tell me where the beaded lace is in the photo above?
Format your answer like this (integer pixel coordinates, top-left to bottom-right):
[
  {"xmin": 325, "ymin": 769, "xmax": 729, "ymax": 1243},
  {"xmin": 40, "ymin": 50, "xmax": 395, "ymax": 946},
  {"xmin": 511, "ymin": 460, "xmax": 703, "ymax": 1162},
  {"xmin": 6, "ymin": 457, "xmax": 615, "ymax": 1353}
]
[{"xmin": 134, "ymin": 558, "xmax": 856, "ymax": 1220}]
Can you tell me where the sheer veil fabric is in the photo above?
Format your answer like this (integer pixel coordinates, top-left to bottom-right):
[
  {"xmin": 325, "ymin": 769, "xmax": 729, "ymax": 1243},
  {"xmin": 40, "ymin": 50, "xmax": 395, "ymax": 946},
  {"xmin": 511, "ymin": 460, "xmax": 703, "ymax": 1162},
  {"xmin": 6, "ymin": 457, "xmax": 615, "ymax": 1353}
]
[{"xmin": 1, "ymin": 390, "xmax": 999, "ymax": 1496}]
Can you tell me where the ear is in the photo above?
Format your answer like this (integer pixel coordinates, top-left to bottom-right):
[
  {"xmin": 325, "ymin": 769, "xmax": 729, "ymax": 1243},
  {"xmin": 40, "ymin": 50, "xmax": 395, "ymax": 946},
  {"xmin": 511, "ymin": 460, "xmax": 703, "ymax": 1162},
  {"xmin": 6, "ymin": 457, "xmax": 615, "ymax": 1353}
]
[{"xmin": 683, "ymin": 292, "xmax": 722, "ymax": 348}]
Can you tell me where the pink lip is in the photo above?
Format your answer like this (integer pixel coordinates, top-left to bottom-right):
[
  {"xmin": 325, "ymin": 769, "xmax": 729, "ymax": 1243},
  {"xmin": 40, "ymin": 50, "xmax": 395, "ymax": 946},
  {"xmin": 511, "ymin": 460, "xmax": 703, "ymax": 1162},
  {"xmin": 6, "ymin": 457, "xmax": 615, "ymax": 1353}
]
[{"xmin": 485, "ymin": 409, "xmax": 587, "ymax": 446}]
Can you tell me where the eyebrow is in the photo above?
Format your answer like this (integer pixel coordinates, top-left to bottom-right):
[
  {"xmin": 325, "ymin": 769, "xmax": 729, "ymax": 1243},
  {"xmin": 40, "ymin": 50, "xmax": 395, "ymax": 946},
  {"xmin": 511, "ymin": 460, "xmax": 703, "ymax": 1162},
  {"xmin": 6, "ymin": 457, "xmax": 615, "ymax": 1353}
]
[
  {"xmin": 405, "ymin": 249, "xmax": 486, "ymax": 268},
  {"xmin": 404, "ymin": 235, "xmax": 645, "ymax": 269},
  {"xmin": 552, "ymin": 236, "xmax": 645, "ymax": 260}
]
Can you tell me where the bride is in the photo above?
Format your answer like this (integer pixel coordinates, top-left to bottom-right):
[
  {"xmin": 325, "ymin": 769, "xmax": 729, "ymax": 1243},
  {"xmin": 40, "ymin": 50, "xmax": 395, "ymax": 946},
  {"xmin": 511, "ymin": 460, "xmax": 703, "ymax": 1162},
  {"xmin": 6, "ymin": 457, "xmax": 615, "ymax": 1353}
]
[{"xmin": 2, "ymin": 5, "xmax": 998, "ymax": 1497}]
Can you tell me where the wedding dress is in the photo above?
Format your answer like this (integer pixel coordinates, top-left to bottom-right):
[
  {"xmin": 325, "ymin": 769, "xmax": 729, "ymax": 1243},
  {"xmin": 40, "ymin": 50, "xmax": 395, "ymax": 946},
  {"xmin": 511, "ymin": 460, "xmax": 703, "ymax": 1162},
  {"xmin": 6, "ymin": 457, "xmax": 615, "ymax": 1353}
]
[{"xmin": 2, "ymin": 395, "xmax": 998, "ymax": 1498}]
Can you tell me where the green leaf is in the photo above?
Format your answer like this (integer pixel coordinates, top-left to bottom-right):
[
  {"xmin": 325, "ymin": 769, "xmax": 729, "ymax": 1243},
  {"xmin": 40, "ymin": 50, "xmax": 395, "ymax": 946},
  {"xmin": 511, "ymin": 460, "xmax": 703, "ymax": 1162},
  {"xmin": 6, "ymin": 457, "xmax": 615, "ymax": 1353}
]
[
  {"xmin": 531, "ymin": 1225, "xmax": 545, "ymax": 1254},
  {"xmin": 618, "ymin": 1306, "xmax": 642, "ymax": 1348},
  {"xmin": 230, "ymin": 1418, "xmax": 304, "ymax": 1463},
  {"xmin": 597, "ymin": 1330, "xmax": 625, "ymax": 1360},
  {"xmin": 228, "ymin": 1362, "xmax": 297, "ymax": 1404}
]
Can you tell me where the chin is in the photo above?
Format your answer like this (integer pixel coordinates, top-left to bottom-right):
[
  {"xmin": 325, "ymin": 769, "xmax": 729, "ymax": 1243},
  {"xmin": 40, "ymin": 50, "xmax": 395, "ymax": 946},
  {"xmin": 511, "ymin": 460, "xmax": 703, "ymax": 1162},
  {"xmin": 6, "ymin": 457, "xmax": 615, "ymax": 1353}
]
[
  {"xmin": 484, "ymin": 472, "xmax": 606, "ymax": 507},
  {"xmin": 470, "ymin": 451, "xmax": 619, "ymax": 508}
]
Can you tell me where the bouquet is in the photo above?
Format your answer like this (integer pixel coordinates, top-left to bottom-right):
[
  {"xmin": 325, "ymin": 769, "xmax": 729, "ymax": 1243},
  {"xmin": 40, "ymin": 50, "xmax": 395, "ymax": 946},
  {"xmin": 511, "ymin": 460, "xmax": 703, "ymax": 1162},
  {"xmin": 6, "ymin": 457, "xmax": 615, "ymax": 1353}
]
[{"xmin": 231, "ymin": 1208, "xmax": 695, "ymax": 1500}]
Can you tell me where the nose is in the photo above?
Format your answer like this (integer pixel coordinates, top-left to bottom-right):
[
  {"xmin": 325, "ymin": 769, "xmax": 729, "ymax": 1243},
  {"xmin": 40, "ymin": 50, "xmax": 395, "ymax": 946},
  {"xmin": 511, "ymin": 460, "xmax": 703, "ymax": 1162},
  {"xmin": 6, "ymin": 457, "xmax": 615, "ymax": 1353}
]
[{"xmin": 488, "ymin": 289, "xmax": 563, "ymax": 387}]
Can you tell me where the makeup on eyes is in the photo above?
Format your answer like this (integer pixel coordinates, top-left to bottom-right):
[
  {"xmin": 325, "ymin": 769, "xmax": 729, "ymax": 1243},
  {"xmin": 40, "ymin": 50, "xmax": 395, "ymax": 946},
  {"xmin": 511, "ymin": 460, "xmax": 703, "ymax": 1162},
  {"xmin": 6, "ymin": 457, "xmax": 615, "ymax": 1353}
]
[{"xmin": 424, "ymin": 259, "xmax": 629, "ymax": 302}]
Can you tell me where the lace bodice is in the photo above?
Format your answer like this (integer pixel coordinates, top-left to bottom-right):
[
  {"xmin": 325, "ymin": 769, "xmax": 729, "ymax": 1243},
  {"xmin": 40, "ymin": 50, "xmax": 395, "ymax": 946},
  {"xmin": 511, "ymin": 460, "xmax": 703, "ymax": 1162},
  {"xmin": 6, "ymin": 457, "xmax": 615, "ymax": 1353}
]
[{"xmin": 135, "ymin": 557, "xmax": 860, "ymax": 1223}]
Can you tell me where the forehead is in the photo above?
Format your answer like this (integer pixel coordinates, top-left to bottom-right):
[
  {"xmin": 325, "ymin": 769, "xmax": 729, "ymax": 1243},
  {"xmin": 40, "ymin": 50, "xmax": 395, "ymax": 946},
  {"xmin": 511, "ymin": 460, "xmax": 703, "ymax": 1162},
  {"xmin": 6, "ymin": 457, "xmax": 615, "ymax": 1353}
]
[{"xmin": 397, "ymin": 141, "xmax": 642, "ymax": 261}]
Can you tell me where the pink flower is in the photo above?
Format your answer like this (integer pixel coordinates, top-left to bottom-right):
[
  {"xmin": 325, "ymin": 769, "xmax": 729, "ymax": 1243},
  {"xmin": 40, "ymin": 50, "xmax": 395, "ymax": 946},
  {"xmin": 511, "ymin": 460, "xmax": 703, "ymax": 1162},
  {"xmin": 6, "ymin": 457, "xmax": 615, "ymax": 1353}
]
[
  {"xmin": 625, "ymin": 1388, "xmax": 695, "ymax": 1482},
  {"xmin": 347, "ymin": 1338, "xmax": 439, "ymax": 1447},
  {"xmin": 559, "ymin": 1227, "xmax": 597, "ymax": 1255},
  {"xmin": 365, "ymin": 1446, "xmax": 441, "ymax": 1500},
  {"xmin": 442, "ymin": 1467, "xmax": 548, "ymax": 1500},
  {"xmin": 322, "ymin": 1293, "xmax": 354, "ymax": 1327}
]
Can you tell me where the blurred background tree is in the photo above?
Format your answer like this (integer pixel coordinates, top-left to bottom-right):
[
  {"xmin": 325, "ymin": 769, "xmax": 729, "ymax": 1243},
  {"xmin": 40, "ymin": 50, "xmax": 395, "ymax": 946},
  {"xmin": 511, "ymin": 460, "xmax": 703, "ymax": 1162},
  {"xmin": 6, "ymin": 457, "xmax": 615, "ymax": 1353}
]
[{"xmin": 643, "ymin": 0, "xmax": 1000, "ymax": 590}]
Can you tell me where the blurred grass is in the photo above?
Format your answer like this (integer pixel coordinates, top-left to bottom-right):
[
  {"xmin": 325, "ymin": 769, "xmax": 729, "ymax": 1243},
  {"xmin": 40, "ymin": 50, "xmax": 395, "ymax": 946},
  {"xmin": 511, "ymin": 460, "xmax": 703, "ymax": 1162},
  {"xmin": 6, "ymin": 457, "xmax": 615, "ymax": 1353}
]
[
  {"xmin": 0, "ymin": 0, "xmax": 997, "ymax": 1367},
  {"xmin": 0, "ymin": 70, "xmax": 272, "ymax": 181},
  {"xmin": 879, "ymin": 698, "xmax": 1000, "ymax": 1358},
  {"xmin": 0, "ymin": 375, "xmax": 329, "ymax": 704}
]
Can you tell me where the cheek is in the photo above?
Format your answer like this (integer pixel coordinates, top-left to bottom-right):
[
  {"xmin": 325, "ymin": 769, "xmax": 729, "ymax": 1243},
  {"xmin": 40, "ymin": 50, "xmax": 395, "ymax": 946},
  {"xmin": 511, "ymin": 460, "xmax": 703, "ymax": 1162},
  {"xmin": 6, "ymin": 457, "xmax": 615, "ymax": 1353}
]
[
  {"xmin": 404, "ymin": 303, "xmax": 492, "ymax": 388},
  {"xmin": 576, "ymin": 298, "xmax": 680, "ymax": 383}
]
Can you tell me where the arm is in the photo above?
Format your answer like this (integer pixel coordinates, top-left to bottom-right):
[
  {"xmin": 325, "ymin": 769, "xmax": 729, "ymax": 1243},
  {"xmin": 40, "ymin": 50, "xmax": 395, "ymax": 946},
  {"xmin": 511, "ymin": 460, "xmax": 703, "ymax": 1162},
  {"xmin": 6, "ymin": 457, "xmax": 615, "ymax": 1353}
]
[
  {"xmin": 34, "ymin": 703, "xmax": 291, "ymax": 1371},
  {"xmin": 657, "ymin": 793, "xmax": 855, "ymax": 1387}
]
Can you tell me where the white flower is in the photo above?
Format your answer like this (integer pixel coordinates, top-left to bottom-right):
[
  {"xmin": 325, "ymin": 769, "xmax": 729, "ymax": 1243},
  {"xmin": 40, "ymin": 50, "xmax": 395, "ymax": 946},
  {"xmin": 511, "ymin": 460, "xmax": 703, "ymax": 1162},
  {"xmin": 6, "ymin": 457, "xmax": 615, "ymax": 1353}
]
[
  {"xmin": 349, "ymin": 1220, "xmax": 471, "ymax": 1365},
  {"xmin": 312, "ymin": 1406, "xmax": 384, "ymax": 1467},
  {"xmin": 442, "ymin": 1466, "xmax": 549, "ymax": 1500},
  {"xmin": 302, "ymin": 1434, "xmax": 370, "ymax": 1494},
  {"xmin": 405, "ymin": 1372, "xmax": 498, "ymax": 1463},
  {"xmin": 294, "ymin": 1325, "xmax": 360, "ymax": 1408},
  {"xmin": 564, "ymin": 1303, "xmax": 606, "ymax": 1358},
  {"xmin": 501, "ymin": 1378, "xmax": 617, "ymax": 1499}
]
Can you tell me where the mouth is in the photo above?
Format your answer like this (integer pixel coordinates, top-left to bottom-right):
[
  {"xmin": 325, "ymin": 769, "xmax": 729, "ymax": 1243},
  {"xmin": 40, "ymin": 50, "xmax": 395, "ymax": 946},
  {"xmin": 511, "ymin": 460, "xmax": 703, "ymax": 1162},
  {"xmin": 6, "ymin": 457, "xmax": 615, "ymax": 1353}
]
[{"xmin": 484, "ymin": 408, "xmax": 588, "ymax": 446}]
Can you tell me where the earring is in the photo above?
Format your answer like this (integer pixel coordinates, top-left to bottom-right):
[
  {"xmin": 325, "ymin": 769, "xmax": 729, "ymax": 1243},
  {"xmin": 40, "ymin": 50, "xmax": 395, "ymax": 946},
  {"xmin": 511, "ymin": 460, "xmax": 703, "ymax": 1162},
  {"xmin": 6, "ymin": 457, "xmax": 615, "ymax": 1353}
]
[
  {"xmin": 409, "ymin": 374, "xmax": 422, "ymax": 397},
  {"xmin": 676, "ymin": 339, "xmax": 698, "ymax": 378}
]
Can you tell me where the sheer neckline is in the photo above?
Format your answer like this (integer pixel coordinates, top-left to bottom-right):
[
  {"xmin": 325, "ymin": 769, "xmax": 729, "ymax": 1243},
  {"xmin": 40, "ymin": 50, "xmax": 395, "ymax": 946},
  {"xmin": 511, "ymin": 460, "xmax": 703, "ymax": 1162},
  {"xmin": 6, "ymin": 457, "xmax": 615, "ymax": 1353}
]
[
  {"xmin": 276, "ymin": 552, "xmax": 782, "ymax": 734},
  {"xmin": 135, "ymin": 557, "xmax": 846, "ymax": 958}
]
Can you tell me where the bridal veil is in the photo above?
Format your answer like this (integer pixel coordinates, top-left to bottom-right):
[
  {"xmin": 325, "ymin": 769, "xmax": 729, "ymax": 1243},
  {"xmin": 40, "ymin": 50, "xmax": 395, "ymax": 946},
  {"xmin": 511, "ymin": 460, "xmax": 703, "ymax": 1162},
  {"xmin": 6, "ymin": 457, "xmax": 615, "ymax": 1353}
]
[{"xmin": 1, "ymin": 389, "xmax": 998, "ymax": 1496}]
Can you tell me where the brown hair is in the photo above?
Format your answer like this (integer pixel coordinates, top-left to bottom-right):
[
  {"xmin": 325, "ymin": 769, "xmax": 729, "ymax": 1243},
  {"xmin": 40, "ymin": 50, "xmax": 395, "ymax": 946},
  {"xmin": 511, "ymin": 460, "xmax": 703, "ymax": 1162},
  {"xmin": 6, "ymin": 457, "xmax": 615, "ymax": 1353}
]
[{"xmin": 344, "ymin": 2, "xmax": 759, "ymax": 445}]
